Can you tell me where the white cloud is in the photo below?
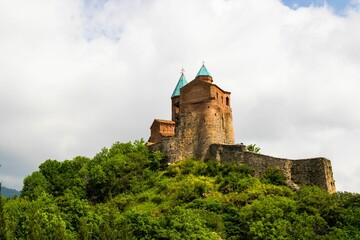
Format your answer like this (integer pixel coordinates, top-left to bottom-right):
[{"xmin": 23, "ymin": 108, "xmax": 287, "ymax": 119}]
[{"xmin": 0, "ymin": 0, "xmax": 359, "ymax": 192}]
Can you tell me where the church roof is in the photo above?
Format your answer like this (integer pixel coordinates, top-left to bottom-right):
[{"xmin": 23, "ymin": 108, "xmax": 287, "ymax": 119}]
[
  {"xmin": 171, "ymin": 72, "xmax": 187, "ymax": 97},
  {"xmin": 196, "ymin": 64, "xmax": 211, "ymax": 77}
]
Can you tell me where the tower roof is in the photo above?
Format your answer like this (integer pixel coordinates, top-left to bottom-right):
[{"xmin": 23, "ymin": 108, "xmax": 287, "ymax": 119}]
[
  {"xmin": 196, "ymin": 64, "xmax": 211, "ymax": 77},
  {"xmin": 171, "ymin": 72, "xmax": 187, "ymax": 97}
]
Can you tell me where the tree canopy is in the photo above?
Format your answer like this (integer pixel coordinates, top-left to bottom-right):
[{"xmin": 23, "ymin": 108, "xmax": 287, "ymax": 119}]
[{"xmin": 0, "ymin": 140, "xmax": 359, "ymax": 239}]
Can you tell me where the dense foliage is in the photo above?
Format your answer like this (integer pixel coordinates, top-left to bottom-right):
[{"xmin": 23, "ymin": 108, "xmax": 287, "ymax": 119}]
[{"xmin": 1, "ymin": 140, "xmax": 360, "ymax": 239}]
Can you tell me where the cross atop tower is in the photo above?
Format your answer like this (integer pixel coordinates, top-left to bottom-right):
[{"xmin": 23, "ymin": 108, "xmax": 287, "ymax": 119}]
[{"xmin": 180, "ymin": 67, "xmax": 185, "ymax": 75}]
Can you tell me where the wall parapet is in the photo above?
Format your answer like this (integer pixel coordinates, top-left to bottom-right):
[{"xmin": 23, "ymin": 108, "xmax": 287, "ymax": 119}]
[{"xmin": 207, "ymin": 144, "xmax": 336, "ymax": 193}]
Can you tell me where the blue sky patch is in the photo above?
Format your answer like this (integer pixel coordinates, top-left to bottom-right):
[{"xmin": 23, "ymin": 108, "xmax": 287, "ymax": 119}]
[{"xmin": 282, "ymin": 0, "xmax": 358, "ymax": 15}]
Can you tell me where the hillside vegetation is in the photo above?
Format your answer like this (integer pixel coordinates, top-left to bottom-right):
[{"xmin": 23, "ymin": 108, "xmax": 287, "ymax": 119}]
[{"xmin": 0, "ymin": 140, "xmax": 359, "ymax": 239}]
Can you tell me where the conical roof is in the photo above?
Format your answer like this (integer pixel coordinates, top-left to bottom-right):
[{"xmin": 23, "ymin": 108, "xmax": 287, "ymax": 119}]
[
  {"xmin": 196, "ymin": 64, "xmax": 211, "ymax": 77},
  {"xmin": 171, "ymin": 73, "xmax": 187, "ymax": 97}
]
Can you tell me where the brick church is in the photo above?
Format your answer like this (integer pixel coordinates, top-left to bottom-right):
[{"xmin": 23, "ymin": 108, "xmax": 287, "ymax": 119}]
[
  {"xmin": 147, "ymin": 64, "xmax": 234, "ymax": 161},
  {"xmin": 147, "ymin": 64, "xmax": 336, "ymax": 193}
]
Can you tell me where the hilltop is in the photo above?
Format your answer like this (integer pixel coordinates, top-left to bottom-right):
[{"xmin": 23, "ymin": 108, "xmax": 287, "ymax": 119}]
[{"xmin": 0, "ymin": 140, "xmax": 359, "ymax": 239}]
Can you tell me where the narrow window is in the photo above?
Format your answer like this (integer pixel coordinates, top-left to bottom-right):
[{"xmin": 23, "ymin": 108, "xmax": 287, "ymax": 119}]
[{"xmin": 226, "ymin": 97, "xmax": 230, "ymax": 106}]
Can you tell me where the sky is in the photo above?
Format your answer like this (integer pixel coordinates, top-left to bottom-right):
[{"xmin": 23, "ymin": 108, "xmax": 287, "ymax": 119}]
[
  {"xmin": 283, "ymin": 0, "xmax": 358, "ymax": 15},
  {"xmin": 0, "ymin": 0, "xmax": 359, "ymax": 193}
]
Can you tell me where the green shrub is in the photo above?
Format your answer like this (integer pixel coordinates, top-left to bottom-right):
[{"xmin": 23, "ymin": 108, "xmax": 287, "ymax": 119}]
[{"xmin": 261, "ymin": 167, "xmax": 287, "ymax": 186}]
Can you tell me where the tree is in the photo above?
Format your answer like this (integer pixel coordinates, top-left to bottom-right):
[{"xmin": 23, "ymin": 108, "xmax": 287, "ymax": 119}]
[
  {"xmin": 246, "ymin": 144, "xmax": 261, "ymax": 153},
  {"xmin": 4, "ymin": 193, "xmax": 72, "ymax": 239},
  {"xmin": 261, "ymin": 167, "xmax": 287, "ymax": 186},
  {"xmin": 0, "ymin": 195, "xmax": 5, "ymax": 239},
  {"xmin": 21, "ymin": 171, "xmax": 50, "ymax": 200}
]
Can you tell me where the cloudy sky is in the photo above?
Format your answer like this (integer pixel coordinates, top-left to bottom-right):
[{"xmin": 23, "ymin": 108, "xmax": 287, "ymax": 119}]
[{"xmin": 1, "ymin": 0, "xmax": 359, "ymax": 193}]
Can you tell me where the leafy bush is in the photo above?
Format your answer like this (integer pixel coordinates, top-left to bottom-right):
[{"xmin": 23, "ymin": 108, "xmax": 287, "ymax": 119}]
[{"xmin": 261, "ymin": 167, "xmax": 287, "ymax": 186}]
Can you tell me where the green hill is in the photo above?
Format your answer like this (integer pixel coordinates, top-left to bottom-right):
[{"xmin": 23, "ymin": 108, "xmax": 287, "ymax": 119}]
[
  {"xmin": 0, "ymin": 140, "xmax": 359, "ymax": 239},
  {"xmin": 1, "ymin": 186, "xmax": 20, "ymax": 198}
]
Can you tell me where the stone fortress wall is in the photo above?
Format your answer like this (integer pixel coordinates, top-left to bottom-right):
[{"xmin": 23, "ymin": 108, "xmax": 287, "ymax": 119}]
[
  {"xmin": 147, "ymin": 65, "xmax": 336, "ymax": 193},
  {"xmin": 208, "ymin": 144, "xmax": 336, "ymax": 193},
  {"xmin": 149, "ymin": 141, "xmax": 336, "ymax": 193}
]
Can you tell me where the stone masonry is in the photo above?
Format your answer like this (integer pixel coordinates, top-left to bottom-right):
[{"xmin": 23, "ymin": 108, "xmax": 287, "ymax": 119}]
[{"xmin": 147, "ymin": 65, "xmax": 336, "ymax": 193}]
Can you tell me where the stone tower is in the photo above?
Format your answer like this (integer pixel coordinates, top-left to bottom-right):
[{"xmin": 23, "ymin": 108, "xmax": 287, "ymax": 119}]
[{"xmin": 148, "ymin": 64, "xmax": 234, "ymax": 161}]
